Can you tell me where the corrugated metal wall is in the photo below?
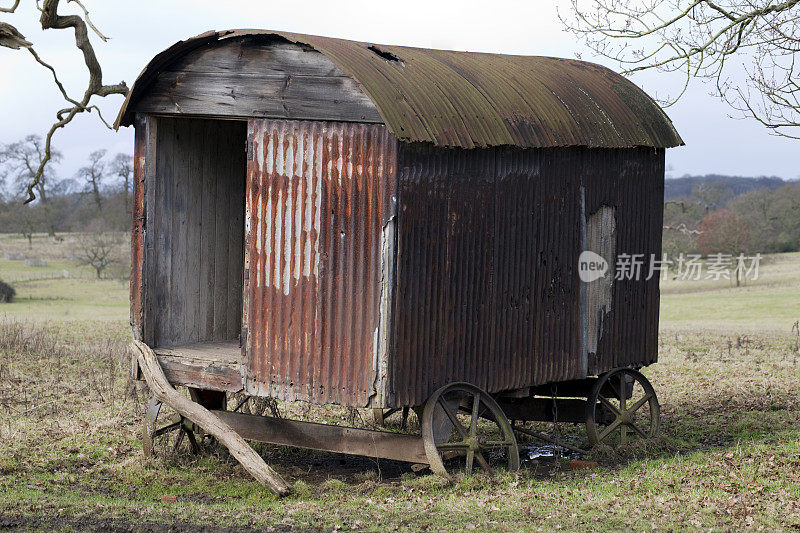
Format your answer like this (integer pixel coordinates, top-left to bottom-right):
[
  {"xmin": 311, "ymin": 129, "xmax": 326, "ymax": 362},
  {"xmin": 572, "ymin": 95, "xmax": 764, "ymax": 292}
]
[
  {"xmin": 243, "ymin": 119, "xmax": 397, "ymax": 406},
  {"xmin": 584, "ymin": 150, "xmax": 664, "ymax": 375},
  {"xmin": 392, "ymin": 145, "xmax": 663, "ymax": 407}
]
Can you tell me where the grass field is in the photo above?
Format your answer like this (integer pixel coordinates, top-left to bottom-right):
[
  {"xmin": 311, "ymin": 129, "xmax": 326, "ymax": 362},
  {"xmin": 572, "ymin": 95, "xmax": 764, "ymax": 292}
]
[
  {"xmin": 0, "ymin": 233, "xmax": 130, "ymax": 323},
  {"xmin": 660, "ymin": 252, "xmax": 800, "ymax": 332},
  {"xmin": 1, "ymin": 235, "xmax": 799, "ymax": 531}
]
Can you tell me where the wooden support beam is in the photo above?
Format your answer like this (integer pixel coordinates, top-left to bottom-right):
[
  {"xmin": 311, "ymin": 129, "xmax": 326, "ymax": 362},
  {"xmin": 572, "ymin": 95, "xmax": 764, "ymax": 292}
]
[
  {"xmin": 155, "ymin": 353, "xmax": 242, "ymax": 393},
  {"xmin": 129, "ymin": 341, "xmax": 290, "ymax": 497},
  {"xmin": 212, "ymin": 411, "xmax": 429, "ymax": 465}
]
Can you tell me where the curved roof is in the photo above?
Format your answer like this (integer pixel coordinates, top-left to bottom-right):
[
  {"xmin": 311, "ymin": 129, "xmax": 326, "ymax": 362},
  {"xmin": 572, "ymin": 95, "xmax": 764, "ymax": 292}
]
[{"xmin": 115, "ymin": 29, "xmax": 683, "ymax": 149}]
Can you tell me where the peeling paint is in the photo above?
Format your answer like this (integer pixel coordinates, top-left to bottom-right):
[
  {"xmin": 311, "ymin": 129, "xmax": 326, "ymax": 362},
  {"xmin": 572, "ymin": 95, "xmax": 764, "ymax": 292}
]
[
  {"xmin": 585, "ymin": 205, "xmax": 617, "ymax": 359},
  {"xmin": 243, "ymin": 119, "xmax": 396, "ymax": 406},
  {"xmin": 370, "ymin": 210, "xmax": 396, "ymax": 407}
]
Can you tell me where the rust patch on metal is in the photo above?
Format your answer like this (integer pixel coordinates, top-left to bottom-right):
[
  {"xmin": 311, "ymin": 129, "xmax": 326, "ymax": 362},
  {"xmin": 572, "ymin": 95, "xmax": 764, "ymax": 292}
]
[
  {"xmin": 130, "ymin": 115, "xmax": 147, "ymax": 339},
  {"xmin": 243, "ymin": 119, "xmax": 397, "ymax": 407},
  {"xmin": 391, "ymin": 145, "xmax": 663, "ymax": 407}
]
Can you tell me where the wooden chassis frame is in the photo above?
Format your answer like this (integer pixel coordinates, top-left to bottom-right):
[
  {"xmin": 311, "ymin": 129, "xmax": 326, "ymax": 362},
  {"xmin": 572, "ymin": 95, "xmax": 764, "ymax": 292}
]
[{"xmin": 213, "ymin": 411, "xmax": 429, "ymax": 465}]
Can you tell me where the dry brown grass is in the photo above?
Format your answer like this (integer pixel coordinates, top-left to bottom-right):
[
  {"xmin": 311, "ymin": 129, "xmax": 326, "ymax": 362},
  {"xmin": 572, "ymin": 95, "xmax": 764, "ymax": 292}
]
[{"xmin": 1, "ymin": 320, "xmax": 799, "ymax": 531}]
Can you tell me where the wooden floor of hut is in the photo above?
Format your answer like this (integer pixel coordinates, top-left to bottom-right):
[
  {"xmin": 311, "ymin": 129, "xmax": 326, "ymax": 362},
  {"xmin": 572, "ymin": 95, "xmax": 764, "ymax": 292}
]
[{"xmin": 151, "ymin": 340, "xmax": 242, "ymax": 392}]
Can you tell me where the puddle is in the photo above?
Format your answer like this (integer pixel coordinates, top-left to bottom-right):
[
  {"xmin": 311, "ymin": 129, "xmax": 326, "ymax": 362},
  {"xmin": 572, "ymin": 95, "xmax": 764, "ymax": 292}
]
[{"xmin": 520, "ymin": 437, "xmax": 587, "ymax": 464}]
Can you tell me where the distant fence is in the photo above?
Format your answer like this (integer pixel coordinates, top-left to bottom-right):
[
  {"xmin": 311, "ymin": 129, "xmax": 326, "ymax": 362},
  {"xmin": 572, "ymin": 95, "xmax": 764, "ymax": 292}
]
[{"xmin": 3, "ymin": 271, "xmax": 99, "ymax": 283}]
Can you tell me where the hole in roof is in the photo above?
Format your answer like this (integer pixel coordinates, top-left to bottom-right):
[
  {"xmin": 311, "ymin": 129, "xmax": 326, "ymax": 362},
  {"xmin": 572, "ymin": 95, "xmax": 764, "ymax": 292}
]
[{"xmin": 368, "ymin": 45, "xmax": 400, "ymax": 62}]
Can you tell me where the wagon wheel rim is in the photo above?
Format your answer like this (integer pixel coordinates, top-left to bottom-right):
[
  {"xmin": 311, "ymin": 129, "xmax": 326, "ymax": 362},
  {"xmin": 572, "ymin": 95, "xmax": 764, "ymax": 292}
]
[
  {"xmin": 142, "ymin": 396, "xmax": 200, "ymax": 456},
  {"xmin": 586, "ymin": 368, "xmax": 660, "ymax": 448},
  {"xmin": 422, "ymin": 382, "xmax": 519, "ymax": 480},
  {"xmin": 142, "ymin": 396, "xmax": 163, "ymax": 457}
]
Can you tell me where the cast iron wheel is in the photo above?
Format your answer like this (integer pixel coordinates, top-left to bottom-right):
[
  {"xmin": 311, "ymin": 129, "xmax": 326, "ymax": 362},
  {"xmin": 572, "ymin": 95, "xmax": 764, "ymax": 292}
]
[
  {"xmin": 142, "ymin": 396, "xmax": 199, "ymax": 456},
  {"xmin": 586, "ymin": 368, "xmax": 660, "ymax": 447},
  {"xmin": 422, "ymin": 382, "xmax": 519, "ymax": 479}
]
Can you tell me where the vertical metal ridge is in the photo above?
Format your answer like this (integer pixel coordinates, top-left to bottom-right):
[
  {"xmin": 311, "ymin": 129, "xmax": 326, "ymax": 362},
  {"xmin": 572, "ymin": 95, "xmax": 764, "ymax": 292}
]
[
  {"xmin": 582, "ymin": 148, "xmax": 662, "ymax": 376},
  {"xmin": 244, "ymin": 119, "xmax": 395, "ymax": 406},
  {"xmin": 331, "ymin": 124, "xmax": 344, "ymax": 401},
  {"xmin": 393, "ymin": 145, "xmax": 662, "ymax": 406},
  {"xmin": 320, "ymin": 127, "xmax": 333, "ymax": 401},
  {"xmin": 349, "ymin": 126, "xmax": 361, "ymax": 401},
  {"xmin": 286, "ymin": 128, "xmax": 298, "ymax": 396}
]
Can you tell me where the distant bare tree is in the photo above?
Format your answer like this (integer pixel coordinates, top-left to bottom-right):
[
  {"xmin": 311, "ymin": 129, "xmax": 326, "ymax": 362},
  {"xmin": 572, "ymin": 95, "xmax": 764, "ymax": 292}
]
[
  {"xmin": 77, "ymin": 227, "xmax": 122, "ymax": 279},
  {"xmin": 0, "ymin": 0, "xmax": 129, "ymax": 202},
  {"xmin": 696, "ymin": 208, "xmax": 752, "ymax": 256},
  {"xmin": 78, "ymin": 149, "xmax": 107, "ymax": 213},
  {"xmin": 9, "ymin": 203, "xmax": 45, "ymax": 249},
  {"xmin": 562, "ymin": 0, "xmax": 800, "ymax": 138},
  {"xmin": 0, "ymin": 135, "xmax": 61, "ymax": 236},
  {"xmin": 111, "ymin": 153, "xmax": 133, "ymax": 215},
  {"xmin": 693, "ymin": 182, "xmax": 736, "ymax": 211}
]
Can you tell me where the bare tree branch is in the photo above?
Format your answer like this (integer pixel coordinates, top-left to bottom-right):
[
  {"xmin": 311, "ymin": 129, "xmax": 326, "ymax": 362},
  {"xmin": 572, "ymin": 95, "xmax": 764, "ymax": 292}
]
[
  {"xmin": 66, "ymin": 0, "xmax": 107, "ymax": 41},
  {"xmin": 0, "ymin": 0, "xmax": 129, "ymax": 203},
  {"xmin": 0, "ymin": 0, "xmax": 20, "ymax": 13},
  {"xmin": 0, "ymin": 135, "xmax": 61, "ymax": 235},
  {"xmin": 78, "ymin": 149, "xmax": 107, "ymax": 212},
  {"xmin": 562, "ymin": 0, "xmax": 800, "ymax": 138},
  {"xmin": 27, "ymin": 47, "xmax": 81, "ymax": 106},
  {"xmin": 0, "ymin": 21, "xmax": 30, "ymax": 48},
  {"xmin": 77, "ymin": 227, "xmax": 122, "ymax": 279}
]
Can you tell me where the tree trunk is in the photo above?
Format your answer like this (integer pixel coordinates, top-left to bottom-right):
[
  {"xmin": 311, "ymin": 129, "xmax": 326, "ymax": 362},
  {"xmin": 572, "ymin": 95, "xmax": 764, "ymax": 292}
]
[
  {"xmin": 124, "ymin": 178, "xmax": 130, "ymax": 217},
  {"xmin": 92, "ymin": 180, "xmax": 103, "ymax": 212},
  {"xmin": 37, "ymin": 185, "xmax": 56, "ymax": 238}
]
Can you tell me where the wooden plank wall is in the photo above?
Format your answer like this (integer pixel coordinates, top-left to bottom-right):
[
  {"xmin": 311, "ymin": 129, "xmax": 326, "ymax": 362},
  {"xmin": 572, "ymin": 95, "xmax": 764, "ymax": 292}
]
[
  {"xmin": 133, "ymin": 37, "xmax": 383, "ymax": 124},
  {"xmin": 150, "ymin": 117, "xmax": 247, "ymax": 347}
]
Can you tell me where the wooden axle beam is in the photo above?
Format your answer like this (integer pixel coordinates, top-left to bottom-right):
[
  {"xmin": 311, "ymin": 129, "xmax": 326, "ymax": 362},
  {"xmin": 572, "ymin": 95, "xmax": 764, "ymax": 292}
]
[{"xmin": 212, "ymin": 411, "xmax": 429, "ymax": 465}]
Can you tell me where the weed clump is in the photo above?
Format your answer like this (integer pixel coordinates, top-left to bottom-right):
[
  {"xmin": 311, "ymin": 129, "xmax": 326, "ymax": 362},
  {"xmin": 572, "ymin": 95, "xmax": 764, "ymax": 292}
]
[
  {"xmin": 0, "ymin": 280, "xmax": 15, "ymax": 303},
  {"xmin": 0, "ymin": 320, "xmax": 62, "ymax": 356}
]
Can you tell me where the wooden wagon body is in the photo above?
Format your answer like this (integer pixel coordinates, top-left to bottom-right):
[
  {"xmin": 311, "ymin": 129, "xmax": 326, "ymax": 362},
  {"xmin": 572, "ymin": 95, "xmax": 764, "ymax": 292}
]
[{"xmin": 117, "ymin": 29, "xmax": 682, "ymax": 484}]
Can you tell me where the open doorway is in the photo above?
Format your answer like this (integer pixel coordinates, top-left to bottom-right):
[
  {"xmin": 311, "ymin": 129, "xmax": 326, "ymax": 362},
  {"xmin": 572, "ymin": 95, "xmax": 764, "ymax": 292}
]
[{"xmin": 149, "ymin": 117, "xmax": 247, "ymax": 349}]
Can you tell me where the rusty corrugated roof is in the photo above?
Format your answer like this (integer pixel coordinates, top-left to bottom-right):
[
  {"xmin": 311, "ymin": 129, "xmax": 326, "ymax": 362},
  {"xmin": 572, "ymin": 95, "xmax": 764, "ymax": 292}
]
[{"xmin": 115, "ymin": 29, "xmax": 683, "ymax": 149}]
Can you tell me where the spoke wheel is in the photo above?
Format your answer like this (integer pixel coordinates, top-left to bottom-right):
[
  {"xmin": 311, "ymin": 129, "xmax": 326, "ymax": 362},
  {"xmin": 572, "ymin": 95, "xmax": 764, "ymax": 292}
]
[
  {"xmin": 143, "ymin": 397, "xmax": 163, "ymax": 457},
  {"xmin": 142, "ymin": 396, "xmax": 200, "ymax": 456},
  {"xmin": 586, "ymin": 368, "xmax": 660, "ymax": 448},
  {"xmin": 422, "ymin": 383, "xmax": 519, "ymax": 480}
]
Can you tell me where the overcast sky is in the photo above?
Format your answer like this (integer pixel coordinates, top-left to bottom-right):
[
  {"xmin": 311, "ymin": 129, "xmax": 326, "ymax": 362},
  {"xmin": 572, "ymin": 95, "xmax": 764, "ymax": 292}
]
[{"xmin": 1, "ymin": 0, "xmax": 798, "ymax": 186}]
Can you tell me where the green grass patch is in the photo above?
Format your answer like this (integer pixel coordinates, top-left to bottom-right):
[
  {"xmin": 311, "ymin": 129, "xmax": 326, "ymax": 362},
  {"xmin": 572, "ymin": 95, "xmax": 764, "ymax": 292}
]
[
  {"xmin": 1, "ymin": 235, "xmax": 800, "ymax": 530},
  {"xmin": 660, "ymin": 251, "xmax": 800, "ymax": 331}
]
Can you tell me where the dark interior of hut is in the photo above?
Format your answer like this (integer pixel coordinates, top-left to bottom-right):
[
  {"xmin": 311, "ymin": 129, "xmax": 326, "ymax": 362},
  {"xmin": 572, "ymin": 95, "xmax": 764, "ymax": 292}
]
[{"xmin": 148, "ymin": 117, "xmax": 247, "ymax": 364}]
